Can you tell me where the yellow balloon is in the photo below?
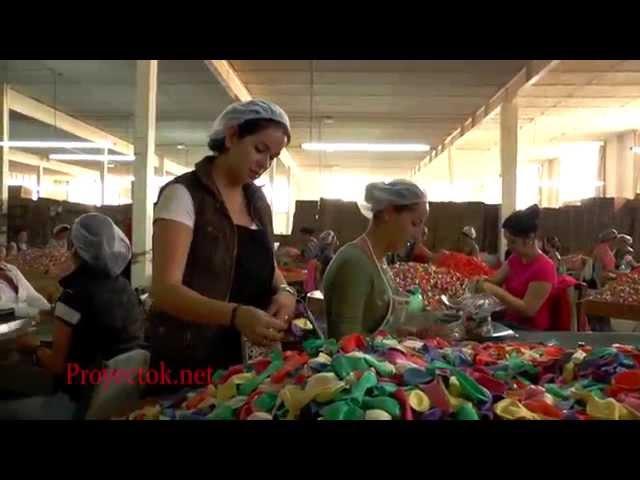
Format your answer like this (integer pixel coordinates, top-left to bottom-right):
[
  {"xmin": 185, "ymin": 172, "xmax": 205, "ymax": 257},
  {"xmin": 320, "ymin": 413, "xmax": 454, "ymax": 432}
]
[
  {"xmin": 407, "ymin": 389, "xmax": 431, "ymax": 413},
  {"xmin": 365, "ymin": 409, "xmax": 393, "ymax": 420}
]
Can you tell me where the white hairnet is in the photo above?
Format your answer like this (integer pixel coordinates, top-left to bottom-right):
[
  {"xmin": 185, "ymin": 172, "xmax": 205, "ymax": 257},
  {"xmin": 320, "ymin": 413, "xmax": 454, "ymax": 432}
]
[
  {"xmin": 618, "ymin": 234, "xmax": 633, "ymax": 246},
  {"xmin": 209, "ymin": 99, "xmax": 291, "ymax": 142},
  {"xmin": 360, "ymin": 180, "xmax": 427, "ymax": 216},
  {"xmin": 71, "ymin": 213, "xmax": 131, "ymax": 277},
  {"xmin": 462, "ymin": 226, "xmax": 477, "ymax": 240},
  {"xmin": 53, "ymin": 224, "xmax": 71, "ymax": 236},
  {"xmin": 319, "ymin": 230, "xmax": 337, "ymax": 246}
]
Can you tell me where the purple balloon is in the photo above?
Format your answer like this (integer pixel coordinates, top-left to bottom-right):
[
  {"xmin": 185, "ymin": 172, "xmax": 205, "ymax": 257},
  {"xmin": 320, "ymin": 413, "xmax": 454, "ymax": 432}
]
[{"xmin": 421, "ymin": 408, "xmax": 444, "ymax": 420}]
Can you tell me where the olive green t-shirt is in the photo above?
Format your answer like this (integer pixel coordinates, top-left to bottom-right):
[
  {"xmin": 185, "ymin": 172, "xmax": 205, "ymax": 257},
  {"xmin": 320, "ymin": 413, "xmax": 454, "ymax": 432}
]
[{"xmin": 322, "ymin": 243, "xmax": 392, "ymax": 339}]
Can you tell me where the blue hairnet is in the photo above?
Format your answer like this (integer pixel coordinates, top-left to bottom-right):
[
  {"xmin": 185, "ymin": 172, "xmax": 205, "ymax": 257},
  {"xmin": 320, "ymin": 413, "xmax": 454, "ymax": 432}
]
[
  {"xmin": 71, "ymin": 213, "xmax": 131, "ymax": 277},
  {"xmin": 210, "ymin": 99, "xmax": 291, "ymax": 142}
]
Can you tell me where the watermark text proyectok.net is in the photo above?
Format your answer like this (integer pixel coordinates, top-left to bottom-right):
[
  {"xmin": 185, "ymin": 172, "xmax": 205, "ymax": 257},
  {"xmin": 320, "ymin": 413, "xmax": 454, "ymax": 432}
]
[{"xmin": 66, "ymin": 362, "xmax": 214, "ymax": 388}]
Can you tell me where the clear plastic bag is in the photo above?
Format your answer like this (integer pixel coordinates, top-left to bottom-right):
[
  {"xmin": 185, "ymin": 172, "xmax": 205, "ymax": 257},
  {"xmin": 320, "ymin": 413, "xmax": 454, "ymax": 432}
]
[{"xmin": 443, "ymin": 292, "xmax": 504, "ymax": 341}]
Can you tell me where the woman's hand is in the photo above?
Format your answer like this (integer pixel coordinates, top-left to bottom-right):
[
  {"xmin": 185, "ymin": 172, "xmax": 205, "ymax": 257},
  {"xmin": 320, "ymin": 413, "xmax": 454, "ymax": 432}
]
[
  {"xmin": 268, "ymin": 291, "xmax": 297, "ymax": 325},
  {"xmin": 478, "ymin": 279, "xmax": 499, "ymax": 295},
  {"xmin": 234, "ymin": 306, "xmax": 288, "ymax": 347}
]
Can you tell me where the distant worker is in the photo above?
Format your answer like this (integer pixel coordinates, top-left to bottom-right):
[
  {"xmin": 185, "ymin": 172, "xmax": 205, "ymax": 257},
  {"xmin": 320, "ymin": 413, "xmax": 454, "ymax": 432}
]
[
  {"xmin": 410, "ymin": 226, "xmax": 434, "ymax": 264},
  {"xmin": 592, "ymin": 228, "xmax": 622, "ymax": 289},
  {"xmin": 299, "ymin": 226, "xmax": 320, "ymax": 261},
  {"xmin": 47, "ymin": 224, "xmax": 71, "ymax": 251},
  {"xmin": 542, "ymin": 235, "xmax": 566, "ymax": 274},
  {"xmin": 459, "ymin": 226, "xmax": 480, "ymax": 259},
  {"xmin": 16, "ymin": 229, "xmax": 29, "ymax": 253},
  {"xmin": 614, "ymin": 234, "xmax": 639, "ymax": 272}
]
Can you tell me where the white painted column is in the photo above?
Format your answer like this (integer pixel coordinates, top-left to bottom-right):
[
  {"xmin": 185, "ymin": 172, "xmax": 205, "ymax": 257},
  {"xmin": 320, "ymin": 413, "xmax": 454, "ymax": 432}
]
[
  {"xmin": 100, "ymin": 148, "xmax": 108, "ymax": 206},
  {"xmin": 36, "ymin": 165, "xmax": 44, "ymax": 199},
  {"xmin": 500, "ymin": 100, "xmax": 518, "ymax": 259},
  {"xmin": 0, "ymin": 84, "xmax": 9, "ymax": 245},
  {"xmin": 132, "ymin": 60, "xmax": 158, "ymax": 288},
  {"xmin": 287, "ymin": 166, "xmax": 294, "ymax": 234},
  {"xmin": 447, "ymin": 147, "xmax": 454, "ymax": 201}
]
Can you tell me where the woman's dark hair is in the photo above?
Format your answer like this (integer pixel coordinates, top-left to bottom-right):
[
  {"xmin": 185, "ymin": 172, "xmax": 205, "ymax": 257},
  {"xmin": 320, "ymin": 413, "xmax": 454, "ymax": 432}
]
[
  {"xmin": 300, "ymin": 227, "xmax": 315, "ymax": 236},
  {"xmin": 502, "ymin": 204, "xmax": 540, "ymax": 238},
  {"xmin": 207, "ymin": 118, "xmax": 291, "ymax": 154},
  {"xmin": 544, "ymin": 235, "xmax": 561, "ymax": 251}
]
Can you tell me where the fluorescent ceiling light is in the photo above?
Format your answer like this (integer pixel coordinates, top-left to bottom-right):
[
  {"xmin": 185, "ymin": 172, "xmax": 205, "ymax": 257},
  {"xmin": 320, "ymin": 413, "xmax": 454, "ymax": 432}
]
[
  {"xmin": 0, "ymin": 140, "xmax": 112, "ymax": 149},
  {"xmin": 301, "ymin": 142, "xmax": 430, "ymax": 153},
  {"xmin": 49, "ymin": 154, "xmax": 135, "ymax": 161}
]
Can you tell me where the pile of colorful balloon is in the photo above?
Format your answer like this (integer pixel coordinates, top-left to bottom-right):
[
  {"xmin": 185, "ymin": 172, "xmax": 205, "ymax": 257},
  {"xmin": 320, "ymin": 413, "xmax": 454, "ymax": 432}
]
[
  {"xmin": 122, "ymin": 332, "xmax": 640, "ymax": 420},
  {"xmin": 8, "ymin": 248, "xmax": 71, "ymax": 276},
  {"xmin": 434, "ymin": 251, "xmax": 495, "ymax": 278},
  {"xmin": 589, "ymin": 271, "xmax": 640, "ymax": 305},
  {"xmin": 390, "ymin": 262, "xmax": 467, "ymax": 311}
]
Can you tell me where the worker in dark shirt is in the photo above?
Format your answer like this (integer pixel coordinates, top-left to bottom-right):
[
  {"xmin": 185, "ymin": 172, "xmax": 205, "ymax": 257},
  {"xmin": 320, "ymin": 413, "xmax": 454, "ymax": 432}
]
[{"xmin": 0, "ymin": 213, "xmax": 144, "ymax": 419}]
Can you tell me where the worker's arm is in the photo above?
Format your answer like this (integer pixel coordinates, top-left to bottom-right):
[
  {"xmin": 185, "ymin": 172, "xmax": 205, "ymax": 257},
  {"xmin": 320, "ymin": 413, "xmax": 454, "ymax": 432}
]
[
  {"xmin": 484, "ymin": 263, "xmax": 509, "ymax": 286},
  {"xmin": 481, "ymin": 260, "xmax": 555, "ymax": 318},
  {"xmin": 15, "ymin": 317, "xmax": 73, "ymax": 375},
  {"xmin": 324, "ymin": 253, "xmax": 374, "ymax": 339},
  {"xmin": 152, "ymin": 219, "xmax": 285, "ymax": 344},
  {"xmin": 11, "ymin": 265, "xmax": 51, "ymax": 311},
  {"xmin": 267, "ymin": 256, "xmax": 296, "ymax": 324},
  {"xmin": 36, "ymin": 319, "xmax": 72, "ymax": 375},
  {"xmin": 151, "ymin": 219, "xmax": 236, "ymax": 327}
]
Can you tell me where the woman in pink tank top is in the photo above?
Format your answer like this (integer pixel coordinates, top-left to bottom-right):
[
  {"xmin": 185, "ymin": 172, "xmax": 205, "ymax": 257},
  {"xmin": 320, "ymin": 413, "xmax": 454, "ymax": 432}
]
[{"xmin": 475, "ymin": 205, "xmax": 557, "ymax": 330}]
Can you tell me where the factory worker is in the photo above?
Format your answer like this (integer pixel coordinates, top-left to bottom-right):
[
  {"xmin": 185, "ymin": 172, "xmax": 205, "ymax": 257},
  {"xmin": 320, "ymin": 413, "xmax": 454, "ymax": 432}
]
[
  {"xmin": 0, "ymin": 244, "xmax": 51, "ymax": 314},
  {"xmin": 150, "ymin": 99, "xmax": 295, "ymax": 376},
  {"xmin": 475, "ymin": 205, "xmax": 557, "ymax": 330},
  {"xmin": 2, "ymin": 213, "xmax": 144, "ymax": 419},
  {"xmin": 47, "ymin": 224, "xmax": 71, "ymax": 251},
  {"xmin": 459, "ymin": 226, "xmax": 480, "ymax": 259},
  {"xmin": 323, "ymin": 180, "xmax": 429, "ymax": 339}
]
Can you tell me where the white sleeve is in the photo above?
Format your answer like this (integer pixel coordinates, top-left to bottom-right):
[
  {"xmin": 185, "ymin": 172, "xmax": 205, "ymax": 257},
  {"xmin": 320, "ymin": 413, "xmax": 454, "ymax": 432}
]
[
  {"xmin": 154, "ymin": 184, "xmax": 195, "ymax": 229},
  {"xmin": 11, "ymin": 265, "xmax": 51, "ymax": 311}
]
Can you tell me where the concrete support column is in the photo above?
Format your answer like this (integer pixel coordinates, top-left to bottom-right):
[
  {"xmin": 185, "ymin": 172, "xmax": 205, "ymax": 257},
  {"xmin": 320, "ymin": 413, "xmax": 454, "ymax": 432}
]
[
  {"xmin": 0, "ymin": 84, "xmax": 9, "ymax": 245},
  {"xmin": 131, "ymin": 60, "xmax": 157, "ymax": 288},
  {"xmin": 36, "ymin": 165, "xmax": 44, "ymax": 199},
  {"xmin": 500, "ymin": 100, "xmax": 518, "ymax": 259},
  {"xmin": 100, "ymin": 148, "xmax": 108, "ymax": 206}
]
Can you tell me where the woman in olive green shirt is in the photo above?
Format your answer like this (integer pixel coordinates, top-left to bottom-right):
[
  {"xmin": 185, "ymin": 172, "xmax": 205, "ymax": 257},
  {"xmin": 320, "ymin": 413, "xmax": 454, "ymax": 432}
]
[{"xmin": 323, "ymin": 180, "xmax": 428, "ymax": 339}]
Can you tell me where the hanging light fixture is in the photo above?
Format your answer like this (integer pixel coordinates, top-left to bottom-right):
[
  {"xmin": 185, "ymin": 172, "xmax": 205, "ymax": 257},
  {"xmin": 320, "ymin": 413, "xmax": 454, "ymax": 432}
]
[
  {"xmin": 49, "ymin": 153, "xmax": 134, "ymax": 161},
  {"xmin": 0, "ymin": 141, "xmax": 112, "ymax": 149}
]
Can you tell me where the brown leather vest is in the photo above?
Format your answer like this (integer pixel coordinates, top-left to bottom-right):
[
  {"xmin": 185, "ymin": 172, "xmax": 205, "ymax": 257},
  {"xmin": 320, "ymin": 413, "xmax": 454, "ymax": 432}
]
[{"xmin": 148, "ymin": 156, "xmax": 274, "ymax": 367}]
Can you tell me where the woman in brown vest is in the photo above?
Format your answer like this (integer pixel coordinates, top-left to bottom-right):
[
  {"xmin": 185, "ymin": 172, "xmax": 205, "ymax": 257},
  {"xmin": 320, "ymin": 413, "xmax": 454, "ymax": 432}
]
[{"xmin": 149, "ymin": 100, "xmax": 297, "ymax": 376}]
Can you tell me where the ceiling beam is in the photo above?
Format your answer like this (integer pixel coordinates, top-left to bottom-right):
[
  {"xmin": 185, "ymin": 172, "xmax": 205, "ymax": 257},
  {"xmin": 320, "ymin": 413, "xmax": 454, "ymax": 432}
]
[
  {"xmin": 7, "ymin": 88, "xmax": 133, "ymax": 155},
  {"xmin": 8, "ymin": 149, "xmax": 99, "ymax": 178},
  {"xmin": 203, "ymin": 60, "xmax": 299, "ymax": 173},
  {"xmin": 418, "ymin": 60, "xmax": 560, "ymax": 170},
  {"xmin": 6, "ymin": 87, "xmax": 187, "ymax": 177}
]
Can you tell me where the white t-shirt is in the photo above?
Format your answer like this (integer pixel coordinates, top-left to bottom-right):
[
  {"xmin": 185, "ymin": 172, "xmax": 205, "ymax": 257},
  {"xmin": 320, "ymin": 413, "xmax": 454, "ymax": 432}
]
[
  {"xmin": 154, "ymin": 183, "xmax": 259, "ymax": 230},
  {"xmin": 154, "ymin": 184, "xmax": 196, "ymax": 228}
]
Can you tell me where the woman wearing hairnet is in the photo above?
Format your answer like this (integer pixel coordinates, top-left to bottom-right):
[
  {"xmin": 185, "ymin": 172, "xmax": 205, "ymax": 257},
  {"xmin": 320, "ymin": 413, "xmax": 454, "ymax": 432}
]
[
  {"xmin": 47, "ymin": 224, "xmax": 71, "ymax": 251},
  {"xmin": 150, "ymin": 100, "xmax": 296, "ymax": 374},
  {"xmin": 2, "ymin": 213, "xmax": 144, "ymax": 419},
  {"xmin": 458, "ymin": 226, "xmax": 480, "ymax": 259},
  {"xmin": 322, "ymin": 180, "xmax": 429, "ymax": 339}
]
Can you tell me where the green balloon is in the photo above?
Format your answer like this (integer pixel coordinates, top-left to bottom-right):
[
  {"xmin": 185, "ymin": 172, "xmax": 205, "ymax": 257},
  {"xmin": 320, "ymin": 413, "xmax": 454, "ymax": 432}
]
[{"xmin": 454, "ymin": 403, "xmax": 479, "ymax": 420}]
